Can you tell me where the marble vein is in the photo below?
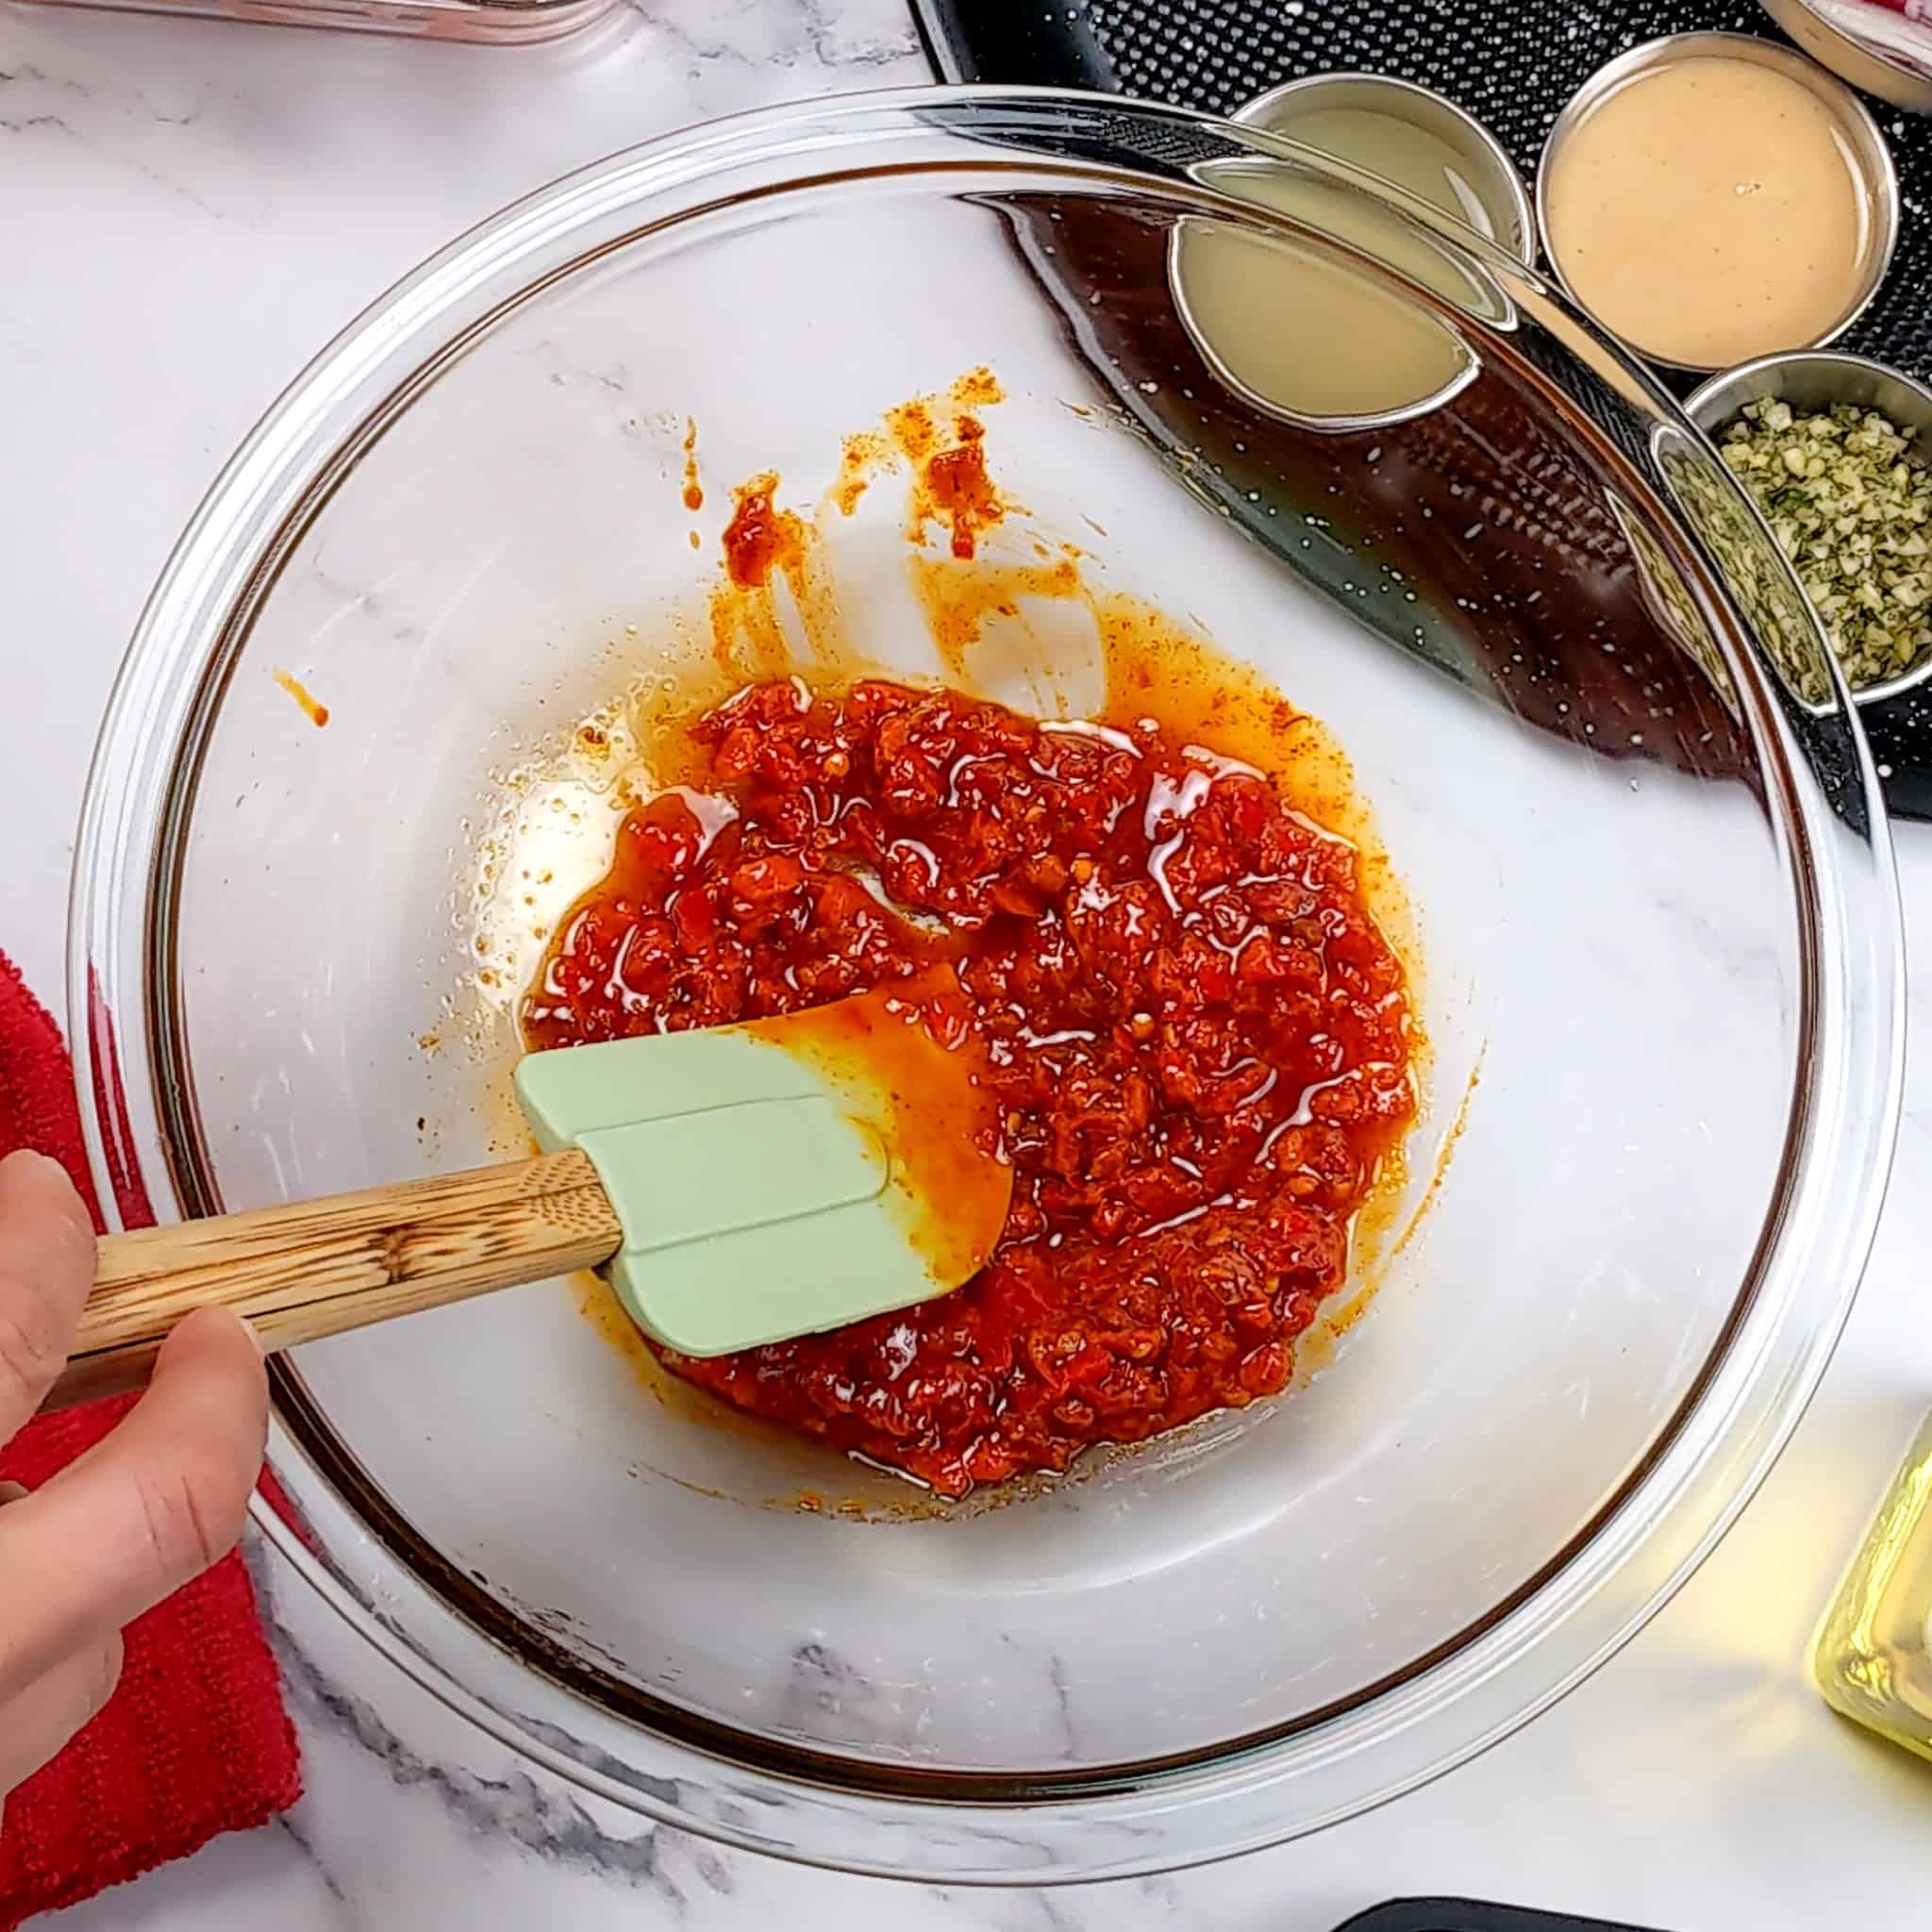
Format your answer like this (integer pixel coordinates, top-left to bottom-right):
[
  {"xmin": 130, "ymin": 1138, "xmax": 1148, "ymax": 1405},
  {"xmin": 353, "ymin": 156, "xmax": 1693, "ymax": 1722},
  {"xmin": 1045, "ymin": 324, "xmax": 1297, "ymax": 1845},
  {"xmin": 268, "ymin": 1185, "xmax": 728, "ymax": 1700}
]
[{"xmin": 271, "ymin": 1625, "xmax": 706, "ymax": 1907}]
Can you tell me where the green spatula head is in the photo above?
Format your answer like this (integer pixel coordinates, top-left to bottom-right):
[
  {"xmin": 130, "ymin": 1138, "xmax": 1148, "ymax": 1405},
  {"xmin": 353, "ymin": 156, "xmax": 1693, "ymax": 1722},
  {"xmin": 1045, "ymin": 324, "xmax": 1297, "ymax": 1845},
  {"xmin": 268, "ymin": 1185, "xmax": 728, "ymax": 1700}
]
[{"xmin": 513, "ymin": 980, "xmax": 1012, "ymax": 1357}]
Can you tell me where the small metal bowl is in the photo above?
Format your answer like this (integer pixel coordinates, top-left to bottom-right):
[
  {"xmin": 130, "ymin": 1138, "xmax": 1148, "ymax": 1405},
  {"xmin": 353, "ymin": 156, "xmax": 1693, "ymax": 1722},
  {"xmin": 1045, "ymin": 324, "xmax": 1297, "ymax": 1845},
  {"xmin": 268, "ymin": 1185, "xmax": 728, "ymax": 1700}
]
[
  {"xmin": 1170, "ymin": 74, "xmax": 1527, "ymax": 437},
  {"xmin": 1232, "ymin": 72, "xmax": 1535, "ymax": 261},
  {"xmin": 1538, "ymin": 32, "xmax": 1901, "ymax": 375},
  {"xmin": 1685, "ymin": 348, "xmax": 1932, "ymax": 707},
  {"xmin": 1757, "ymin": 0, "xmax": 1932, "ymax": 117}
]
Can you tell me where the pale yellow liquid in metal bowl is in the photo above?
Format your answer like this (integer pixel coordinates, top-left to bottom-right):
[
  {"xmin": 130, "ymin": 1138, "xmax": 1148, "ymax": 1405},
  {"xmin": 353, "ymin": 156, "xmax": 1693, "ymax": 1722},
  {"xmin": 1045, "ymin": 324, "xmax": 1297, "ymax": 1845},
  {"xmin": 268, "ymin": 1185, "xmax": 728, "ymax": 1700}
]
[{"xmin": 1175, "ymin": 104, "xmax": 1507, "ymax": 425}]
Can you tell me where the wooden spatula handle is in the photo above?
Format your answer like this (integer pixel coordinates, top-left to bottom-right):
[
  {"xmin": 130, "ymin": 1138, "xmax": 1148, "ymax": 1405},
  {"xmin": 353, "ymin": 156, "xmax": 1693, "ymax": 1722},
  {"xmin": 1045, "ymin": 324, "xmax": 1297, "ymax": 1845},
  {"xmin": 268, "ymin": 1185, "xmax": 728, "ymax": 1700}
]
[{"xmin": 48, "ymin": 1148, "xmax": 623, "ymax": 1412}]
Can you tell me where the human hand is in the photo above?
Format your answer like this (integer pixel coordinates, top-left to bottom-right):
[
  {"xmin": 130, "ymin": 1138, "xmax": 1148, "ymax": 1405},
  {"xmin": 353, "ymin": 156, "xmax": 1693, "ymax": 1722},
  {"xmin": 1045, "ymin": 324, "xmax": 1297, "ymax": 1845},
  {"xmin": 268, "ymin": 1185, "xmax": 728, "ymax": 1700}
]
[{"xmin": 0, "ymin": 1149, "xmax": 267, "ymax": 1801}]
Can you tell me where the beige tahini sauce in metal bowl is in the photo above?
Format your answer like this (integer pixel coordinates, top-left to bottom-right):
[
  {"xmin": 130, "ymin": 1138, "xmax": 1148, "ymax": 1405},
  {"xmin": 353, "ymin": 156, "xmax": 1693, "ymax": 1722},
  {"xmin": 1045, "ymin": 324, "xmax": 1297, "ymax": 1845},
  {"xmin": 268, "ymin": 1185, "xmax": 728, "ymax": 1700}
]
[{"xmin": 1541, "ymin": 41, "xmax": 1894, "ymax": 372}]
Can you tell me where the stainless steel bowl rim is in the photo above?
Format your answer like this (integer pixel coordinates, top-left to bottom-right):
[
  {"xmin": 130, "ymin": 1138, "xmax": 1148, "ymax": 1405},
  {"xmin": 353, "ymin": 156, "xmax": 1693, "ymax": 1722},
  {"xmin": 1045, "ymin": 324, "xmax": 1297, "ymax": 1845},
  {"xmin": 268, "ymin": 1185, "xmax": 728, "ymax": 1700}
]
[
  {"xmin": 1757, "ymin": 0, "xmax": 1932, "ymax": 115},
  {"xmin": 1231, "ymin": 70, "xmax": 1538, "ymax": 262}
]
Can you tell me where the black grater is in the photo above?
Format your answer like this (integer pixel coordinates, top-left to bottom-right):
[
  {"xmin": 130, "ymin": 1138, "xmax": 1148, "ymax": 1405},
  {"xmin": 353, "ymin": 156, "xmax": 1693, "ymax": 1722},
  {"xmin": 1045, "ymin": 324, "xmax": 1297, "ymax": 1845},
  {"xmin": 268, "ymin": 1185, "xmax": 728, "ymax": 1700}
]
[{"xmin": 913, "ymin": 0, "xmax": 1932, "ymax": 817}]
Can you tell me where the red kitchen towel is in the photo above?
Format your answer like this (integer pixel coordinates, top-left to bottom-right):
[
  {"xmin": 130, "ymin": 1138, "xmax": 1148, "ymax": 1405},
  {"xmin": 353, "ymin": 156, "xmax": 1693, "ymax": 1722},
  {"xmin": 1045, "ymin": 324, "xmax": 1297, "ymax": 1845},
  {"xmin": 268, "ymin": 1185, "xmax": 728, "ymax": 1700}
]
[{"xmin": 0, "ymin": 948, "xmax": 300, "ymax": 1927}]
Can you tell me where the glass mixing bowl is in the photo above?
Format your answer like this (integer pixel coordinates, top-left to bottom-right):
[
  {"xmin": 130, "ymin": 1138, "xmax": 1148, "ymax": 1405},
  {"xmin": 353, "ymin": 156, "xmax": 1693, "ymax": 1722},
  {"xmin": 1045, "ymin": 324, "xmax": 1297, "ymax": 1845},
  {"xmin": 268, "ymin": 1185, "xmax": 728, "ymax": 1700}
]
[{"xmin": 70, "ymin": 90, "xmax": 1904, "ymax": 1882}]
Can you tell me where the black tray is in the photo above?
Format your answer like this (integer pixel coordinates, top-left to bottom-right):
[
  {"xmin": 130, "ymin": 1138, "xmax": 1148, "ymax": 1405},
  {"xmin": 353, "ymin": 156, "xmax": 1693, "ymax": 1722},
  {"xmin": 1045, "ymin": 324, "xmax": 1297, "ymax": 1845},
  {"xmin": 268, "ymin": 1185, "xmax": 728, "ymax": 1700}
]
[
  {"xmin": 914, "ymin": 0, "xmax": 1932, "ymax": 818},
  {"xmin": 1337, "ymin": 1903, "xmax": 1663, "ymax": 1932}
]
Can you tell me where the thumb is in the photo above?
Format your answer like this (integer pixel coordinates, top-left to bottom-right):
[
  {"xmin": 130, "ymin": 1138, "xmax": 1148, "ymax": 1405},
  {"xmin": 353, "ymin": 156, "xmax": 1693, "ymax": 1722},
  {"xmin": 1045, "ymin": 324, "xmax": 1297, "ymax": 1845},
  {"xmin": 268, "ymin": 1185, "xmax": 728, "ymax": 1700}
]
[{"xmin": 0, "ymin": 1307, "xmax": 266, "ymax": 1697}]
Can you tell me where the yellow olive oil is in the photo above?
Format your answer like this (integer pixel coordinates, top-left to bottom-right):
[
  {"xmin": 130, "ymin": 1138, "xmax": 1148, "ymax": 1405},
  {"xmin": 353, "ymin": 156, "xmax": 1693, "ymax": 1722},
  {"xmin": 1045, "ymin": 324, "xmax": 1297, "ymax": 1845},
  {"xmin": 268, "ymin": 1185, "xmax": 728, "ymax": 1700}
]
[
  {"xmin": 1173, "ymin": 98, "xmax": 1515, "ymax": 426},
  {"xmin": 1814, "ymin": 1411, "xmax": 1932, "ymax": 1763}
]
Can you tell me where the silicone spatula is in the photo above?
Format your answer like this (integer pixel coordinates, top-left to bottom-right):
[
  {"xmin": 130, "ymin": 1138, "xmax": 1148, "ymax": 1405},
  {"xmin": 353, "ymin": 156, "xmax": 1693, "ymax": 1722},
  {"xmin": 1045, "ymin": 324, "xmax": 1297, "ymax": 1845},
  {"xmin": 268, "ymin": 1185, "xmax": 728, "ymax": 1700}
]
[{"xmin": 49, "ymin": 983, "xmax": 1010, "ymax": 1411}]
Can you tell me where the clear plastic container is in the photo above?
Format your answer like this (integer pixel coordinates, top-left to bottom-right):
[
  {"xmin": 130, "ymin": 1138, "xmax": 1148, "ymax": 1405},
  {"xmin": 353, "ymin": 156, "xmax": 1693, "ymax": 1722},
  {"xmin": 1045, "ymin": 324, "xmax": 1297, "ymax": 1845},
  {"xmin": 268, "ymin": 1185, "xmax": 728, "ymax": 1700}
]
[{"xmin": 26, "ymin": 0, "xmax": 618, "ymax": 45}]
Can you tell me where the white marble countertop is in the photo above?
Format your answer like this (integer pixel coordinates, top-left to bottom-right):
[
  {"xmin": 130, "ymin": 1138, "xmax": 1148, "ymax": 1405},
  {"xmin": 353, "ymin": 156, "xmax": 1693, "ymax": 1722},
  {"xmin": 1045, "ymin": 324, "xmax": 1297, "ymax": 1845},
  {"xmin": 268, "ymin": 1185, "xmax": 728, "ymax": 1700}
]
[{"xmin": 4, "ymin": 2, "xmax": 1932, "ymax": 1924}]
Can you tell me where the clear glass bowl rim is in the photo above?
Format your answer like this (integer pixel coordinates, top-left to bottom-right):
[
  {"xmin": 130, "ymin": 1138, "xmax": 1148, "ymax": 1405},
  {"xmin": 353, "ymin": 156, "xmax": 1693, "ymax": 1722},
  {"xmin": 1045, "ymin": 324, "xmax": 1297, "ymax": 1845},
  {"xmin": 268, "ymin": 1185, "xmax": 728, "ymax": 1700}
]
[{"xmin": 66, "ymin": 86, "xmax": 1907, "ymax": 1883}]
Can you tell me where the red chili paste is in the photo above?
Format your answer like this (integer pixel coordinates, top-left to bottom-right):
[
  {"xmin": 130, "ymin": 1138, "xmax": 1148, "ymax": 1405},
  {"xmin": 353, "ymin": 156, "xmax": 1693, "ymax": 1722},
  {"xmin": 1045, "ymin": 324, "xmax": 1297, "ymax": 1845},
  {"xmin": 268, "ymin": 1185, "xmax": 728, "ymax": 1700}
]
[{"xmin": 524, "ymin": 678, "xmax": 1414, "ymax": 1496}]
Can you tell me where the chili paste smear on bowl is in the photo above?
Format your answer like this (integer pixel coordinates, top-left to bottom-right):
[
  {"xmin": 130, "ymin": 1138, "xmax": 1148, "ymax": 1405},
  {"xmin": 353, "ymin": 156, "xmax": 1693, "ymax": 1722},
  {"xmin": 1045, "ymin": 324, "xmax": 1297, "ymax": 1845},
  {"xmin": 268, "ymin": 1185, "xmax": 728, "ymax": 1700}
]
[{"xmin": 502, "ymin": 378, "xmax": 1419, "ymax": 1500}]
